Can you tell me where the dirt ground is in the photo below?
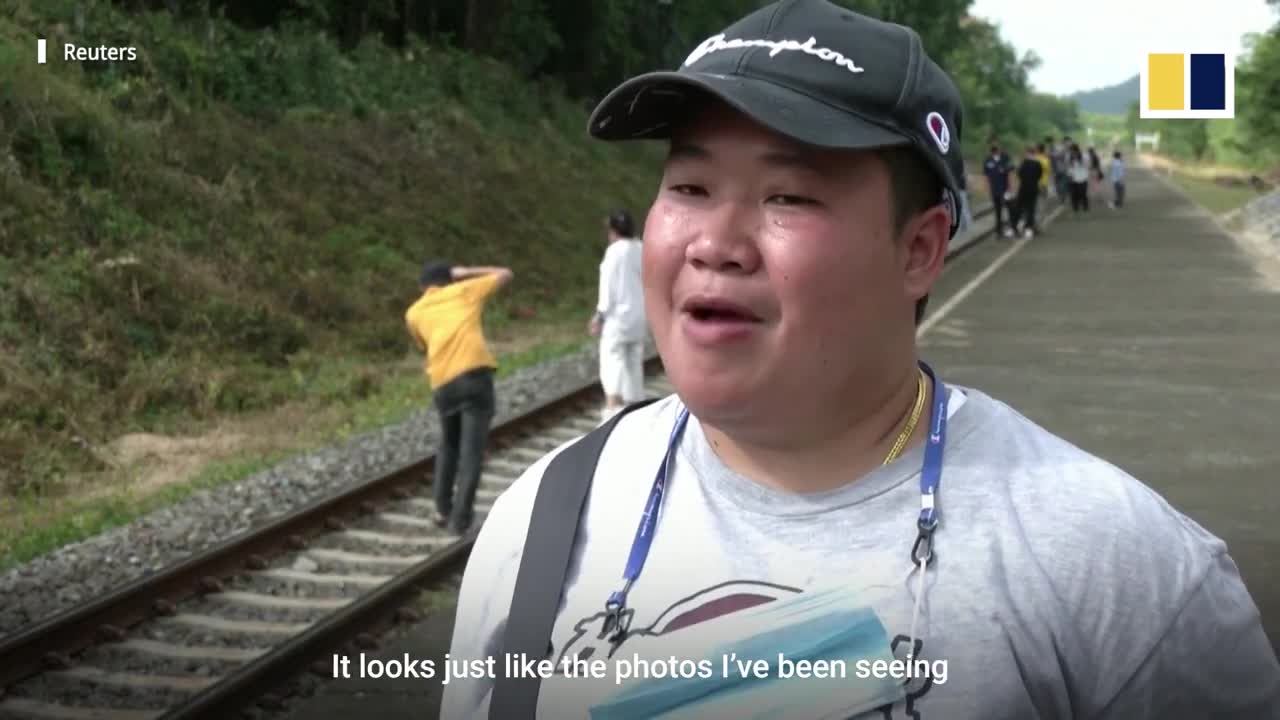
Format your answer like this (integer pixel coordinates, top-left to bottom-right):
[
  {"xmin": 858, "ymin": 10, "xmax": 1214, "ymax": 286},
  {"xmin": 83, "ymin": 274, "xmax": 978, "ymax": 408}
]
[{"xmin": 16, "ymin": 318, "xmax": 589, "ymax": 529}]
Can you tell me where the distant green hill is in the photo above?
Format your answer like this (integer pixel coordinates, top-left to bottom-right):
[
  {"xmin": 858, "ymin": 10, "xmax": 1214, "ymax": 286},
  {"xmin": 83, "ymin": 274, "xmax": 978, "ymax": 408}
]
[{"xmin": 1068, "ymin": 75, "xmax": 1139, "ymax": 115}]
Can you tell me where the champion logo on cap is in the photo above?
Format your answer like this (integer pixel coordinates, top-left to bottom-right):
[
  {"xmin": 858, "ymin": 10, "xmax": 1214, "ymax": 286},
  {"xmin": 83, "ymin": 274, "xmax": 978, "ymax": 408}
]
[
  {"xmin": 926, "ymin": 112, "xmax": 950, "ymax": 154},
  {"xmin": 684, "ymin": 34, "xmax": 865, "ymax": 75}
]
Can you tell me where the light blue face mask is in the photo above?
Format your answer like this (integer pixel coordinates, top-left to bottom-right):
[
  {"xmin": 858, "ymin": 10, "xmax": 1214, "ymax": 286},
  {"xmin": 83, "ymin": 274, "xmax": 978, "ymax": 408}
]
[{"xmin": 587, "ymin": 584, "xmax": 907, "ymax": 720}]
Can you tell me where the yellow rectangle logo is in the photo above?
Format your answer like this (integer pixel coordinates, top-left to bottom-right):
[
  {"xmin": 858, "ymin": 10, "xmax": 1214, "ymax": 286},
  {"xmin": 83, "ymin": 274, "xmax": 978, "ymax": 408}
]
[{"xmin": 1147, "ymin": 53, "xmax": 1185, "ymax": 110}]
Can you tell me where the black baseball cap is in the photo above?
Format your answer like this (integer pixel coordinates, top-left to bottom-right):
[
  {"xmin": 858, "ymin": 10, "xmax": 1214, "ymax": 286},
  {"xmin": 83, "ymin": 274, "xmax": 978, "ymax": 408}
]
[
  {"xmin": 587, "ymin": 0, "xmax": 967, "ymax": 236},
  {"xmin": 419, "ymin": 260, "xmax": 453, "ymax": 287}
]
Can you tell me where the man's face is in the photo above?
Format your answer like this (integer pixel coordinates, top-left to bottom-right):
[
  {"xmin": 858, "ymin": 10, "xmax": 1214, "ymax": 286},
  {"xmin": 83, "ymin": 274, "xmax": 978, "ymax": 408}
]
[{"xmin": 641, "ymin": 103, "xmax": 948, "ymax": 432}]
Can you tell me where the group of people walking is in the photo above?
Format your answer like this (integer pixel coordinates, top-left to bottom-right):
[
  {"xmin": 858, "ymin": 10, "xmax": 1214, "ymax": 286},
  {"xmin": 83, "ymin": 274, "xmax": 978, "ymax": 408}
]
[
  {"xmin": 1059, "ymin": 141, "xmax": 1127, "ymax": 214},
  {"xmin": 984, "ymin": 135, "xmax": 1128, "ymax": 239}
]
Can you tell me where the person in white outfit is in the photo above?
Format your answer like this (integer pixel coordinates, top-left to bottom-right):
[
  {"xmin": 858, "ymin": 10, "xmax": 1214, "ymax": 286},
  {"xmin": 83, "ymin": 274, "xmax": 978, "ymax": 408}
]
[{"xmin": 590, "ymin": 209, "xmax": 647, "ymax": 422}]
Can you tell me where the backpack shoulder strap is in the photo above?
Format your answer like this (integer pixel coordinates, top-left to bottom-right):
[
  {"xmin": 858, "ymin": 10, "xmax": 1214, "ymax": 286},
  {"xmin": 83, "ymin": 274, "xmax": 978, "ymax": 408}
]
[{"xmin": 488, "ymin": 398, "xmax": 659, "ymax": 720}]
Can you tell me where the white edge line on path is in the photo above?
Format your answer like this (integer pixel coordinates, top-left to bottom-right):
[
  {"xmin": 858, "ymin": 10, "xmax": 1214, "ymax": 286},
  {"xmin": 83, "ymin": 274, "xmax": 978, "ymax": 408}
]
[{"xmin": 918, "ymin": 202, "xmax": 1067, "ymax": 339}]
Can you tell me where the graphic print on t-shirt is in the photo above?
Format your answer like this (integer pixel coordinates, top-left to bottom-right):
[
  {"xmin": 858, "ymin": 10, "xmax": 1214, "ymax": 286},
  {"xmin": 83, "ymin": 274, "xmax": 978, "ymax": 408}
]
[
  {"xmin": 552, "ymin": 580, "xmax": 797, "ymax": 664},
  {"xmin": 546, "ymin": 579, "xmax": 938, "ymax": 719}
]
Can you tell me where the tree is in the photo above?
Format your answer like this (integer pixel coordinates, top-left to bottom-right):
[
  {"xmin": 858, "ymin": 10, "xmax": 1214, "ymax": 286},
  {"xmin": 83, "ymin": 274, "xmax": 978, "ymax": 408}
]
[
  {"xmin": 1124, "ymin": 100, "xmax": 1139, "ymax": 139},
  {"xmin": 1187, "ymin": 120, "xmax": 1210, "ymax": 160},
  {"xmin": 103, "ymin": 0, "xmax": 1070, "ymax": 164},
  {"xmin": 1235, "ymin": 27, "xmax": 1280, "ymax": 161},
  {"xmin": 940, "ymin": 15, "xmax": 1071, "ymax": 151}
]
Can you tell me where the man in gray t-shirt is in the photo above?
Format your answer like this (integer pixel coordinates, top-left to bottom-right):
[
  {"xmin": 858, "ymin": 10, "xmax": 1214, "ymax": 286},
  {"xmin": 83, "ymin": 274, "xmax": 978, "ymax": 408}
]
[{"xmin": 442, "ymin": 2, "xmax": 1280, "ymax": 718}]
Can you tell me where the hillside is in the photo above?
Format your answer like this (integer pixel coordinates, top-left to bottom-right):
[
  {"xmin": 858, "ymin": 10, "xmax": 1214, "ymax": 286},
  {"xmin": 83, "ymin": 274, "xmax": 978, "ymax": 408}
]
[
  {"xmin": 1068, "ymin": 75, "xmax": 1139, "ymax": 116},
  {"xmin": 0, "ymin": 3, "xmax": 662, "ymax": 499}
]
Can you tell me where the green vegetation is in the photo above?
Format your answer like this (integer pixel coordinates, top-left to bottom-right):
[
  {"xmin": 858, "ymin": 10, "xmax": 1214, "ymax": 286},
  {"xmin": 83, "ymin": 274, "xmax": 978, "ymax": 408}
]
[
  {"xmin": 1166, "ymin": 172, "xmax": 1261, "ymax": 215},
  {"xmin": 0, "ymin": 1, "xmax": 664, "ymax": 491},
  {"xmin": 0, "ymin": 0, "xmax": 669, "ymax": 559},
  {"xmin": 1232, "ymin": 15, "xmax": 1280, "ymax": 171},
  {"xmin": 930, "ymin": 14, "xmax": 1082, "ymax": 156},
  {"xmin": 1115, "ymin": 108, "xmax": 1271, "ymax": 216},
  {"xmin": 0, "ymin": 336, "xmax": 584, "ymax": 571},
  {"xmin": 1076, "ymin": 112, "xmax": 1129, "ymax": 152},
  {"xmin": 1, "ymin": 0, "xmax": 1086, "ymax": 564}
]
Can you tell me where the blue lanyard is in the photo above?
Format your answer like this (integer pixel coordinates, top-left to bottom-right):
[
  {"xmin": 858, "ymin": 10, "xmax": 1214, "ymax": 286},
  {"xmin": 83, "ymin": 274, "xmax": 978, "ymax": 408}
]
[
  {"xmin": 601, "ymin": 362, "xmax": 949, "ymax": 640},
  {"xmin": 603, "ymin": 405, "xmax": 690, "ymax": 636},
  {"xmin": 913, "ymin": 361, "xmax": 949, "ymax": 566}
]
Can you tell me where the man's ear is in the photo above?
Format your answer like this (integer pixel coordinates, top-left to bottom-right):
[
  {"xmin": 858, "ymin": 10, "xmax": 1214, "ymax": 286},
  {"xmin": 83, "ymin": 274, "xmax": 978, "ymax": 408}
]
[{"xmin": 901, "ymin": 204, "xmax": 951, "ymax": 310}]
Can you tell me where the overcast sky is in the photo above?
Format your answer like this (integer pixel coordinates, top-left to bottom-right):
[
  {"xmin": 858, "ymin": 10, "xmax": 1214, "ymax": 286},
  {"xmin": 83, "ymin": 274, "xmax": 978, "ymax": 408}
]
[{"xmin": 969, "ymin": 0, "xmax": 1278, "ymax": 96}]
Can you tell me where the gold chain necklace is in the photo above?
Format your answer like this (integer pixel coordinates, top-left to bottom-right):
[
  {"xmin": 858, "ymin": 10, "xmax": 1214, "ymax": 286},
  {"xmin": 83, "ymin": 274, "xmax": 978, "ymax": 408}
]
[{"xmin": 883, "ymin": 370, "xmax": 927, "ymax": 465}]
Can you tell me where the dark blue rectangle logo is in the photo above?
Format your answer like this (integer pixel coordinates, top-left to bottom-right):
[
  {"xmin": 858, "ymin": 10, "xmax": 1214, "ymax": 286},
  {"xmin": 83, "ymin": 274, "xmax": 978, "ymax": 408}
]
[{"xmin": 1189, "ymin": 53, "xmax": 1226, "ymax": 110}]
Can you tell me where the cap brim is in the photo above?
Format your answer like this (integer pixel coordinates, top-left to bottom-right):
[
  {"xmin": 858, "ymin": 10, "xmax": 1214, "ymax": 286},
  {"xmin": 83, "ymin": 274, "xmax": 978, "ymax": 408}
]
[{"xmin": 588, "ymin": 71, "xmax": 910, "ymax": 152}]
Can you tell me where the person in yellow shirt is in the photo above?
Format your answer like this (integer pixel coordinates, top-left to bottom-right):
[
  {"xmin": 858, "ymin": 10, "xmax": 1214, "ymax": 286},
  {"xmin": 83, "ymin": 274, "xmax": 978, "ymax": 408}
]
[
  {"xmin": 1035, "ymin": 143, "xmax": 1052, "ymax": 196},
  {"xmin": 405, "ymin": 260, "xmax": 513, "ymax": 535}
]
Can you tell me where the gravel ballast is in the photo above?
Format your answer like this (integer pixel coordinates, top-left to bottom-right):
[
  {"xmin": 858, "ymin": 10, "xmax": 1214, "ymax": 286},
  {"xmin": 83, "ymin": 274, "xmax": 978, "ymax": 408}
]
[
  {"xmin": 1234, "ymin": 188, "xmax": 1280, "ymax": 250},
  {"xmin": 0, "ymin": 342, "xmax": 645, "ymax": 639}
]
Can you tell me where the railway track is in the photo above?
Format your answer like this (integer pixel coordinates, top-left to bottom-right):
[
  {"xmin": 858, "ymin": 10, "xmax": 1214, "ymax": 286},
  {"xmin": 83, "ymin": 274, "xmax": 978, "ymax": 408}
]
[
  {"xmin": 0, "ymin": 363, "xmax": 672, "ymax": 720},
  {"xmin": 0, "ymin": 199, "xmax": 1011, "ymax": 720}
]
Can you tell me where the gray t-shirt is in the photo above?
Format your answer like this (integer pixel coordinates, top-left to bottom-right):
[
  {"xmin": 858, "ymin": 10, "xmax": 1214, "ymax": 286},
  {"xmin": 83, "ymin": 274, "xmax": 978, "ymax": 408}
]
[{"xmin": 441, "ymin": 389, "xmax": 1280, "ymax": 719}]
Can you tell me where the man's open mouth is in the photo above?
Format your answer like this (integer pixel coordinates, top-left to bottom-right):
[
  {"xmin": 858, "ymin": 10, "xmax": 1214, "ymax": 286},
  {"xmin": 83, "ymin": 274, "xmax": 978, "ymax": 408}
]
[{"xmin": 682, "ymin": 298, "xmax": 762, "ymax": 323}]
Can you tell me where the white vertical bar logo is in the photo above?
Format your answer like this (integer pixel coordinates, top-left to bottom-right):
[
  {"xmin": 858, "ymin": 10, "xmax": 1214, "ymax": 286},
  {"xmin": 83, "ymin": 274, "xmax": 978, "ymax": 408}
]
[{"xmin": 37, "ymin": 38, "xmax": 47, "ymax": 64}]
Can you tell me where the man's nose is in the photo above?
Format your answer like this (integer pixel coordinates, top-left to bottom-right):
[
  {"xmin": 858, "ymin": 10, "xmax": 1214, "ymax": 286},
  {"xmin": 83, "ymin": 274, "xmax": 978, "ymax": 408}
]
[{"xmin": 684, "ymin": 202, "xmax": 762, "ymax": 274}]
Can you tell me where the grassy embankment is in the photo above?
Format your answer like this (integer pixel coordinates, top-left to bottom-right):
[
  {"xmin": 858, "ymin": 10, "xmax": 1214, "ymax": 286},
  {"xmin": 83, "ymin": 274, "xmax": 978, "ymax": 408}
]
[
  {"xmin": 1140, "ymin": 153, "xmax": 1270, "ymax": 215},
  {"xmin": 0, "ymin": 1, "xmax": 663, "ymax": 570}
]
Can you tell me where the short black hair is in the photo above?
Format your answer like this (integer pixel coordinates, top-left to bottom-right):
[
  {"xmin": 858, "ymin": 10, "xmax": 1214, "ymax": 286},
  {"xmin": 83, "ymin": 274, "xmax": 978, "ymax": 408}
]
[
  {"xmin": 875, "ymin": 147, "xmax": 943, "ymax": 326},
  {"xmin": 419, "ymin": 260, "xmax": 453, "ymax": 288},
  {"xmin": 607, "ymin": 209, "xmax": 635, "ymax": 238}
]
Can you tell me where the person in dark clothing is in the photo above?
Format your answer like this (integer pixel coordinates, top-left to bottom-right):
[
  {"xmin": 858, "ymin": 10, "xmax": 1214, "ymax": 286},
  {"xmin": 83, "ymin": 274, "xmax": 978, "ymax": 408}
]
[
  {"xmin": 1013, "ymin": 145, "xmax": 1044, "ymax": 238},
  {"xmin": 1087, "ymin": 146, "xmax": 1104, "ymax": 206},
  {"xmin": 983, "ymin": 141, "xmax": 1014, "ymax": 238},
  {"xmin": 1049, "ymin": 135, "xmax": 1069, "ymax": 200},
  {"xmin": 1066, "ymin": 144, "xmax": 1090, "ymax": 214}
]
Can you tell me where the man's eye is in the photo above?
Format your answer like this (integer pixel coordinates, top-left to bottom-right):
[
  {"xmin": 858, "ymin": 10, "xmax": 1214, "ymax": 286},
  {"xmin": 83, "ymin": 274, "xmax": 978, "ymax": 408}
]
[
  {"xmin": 769, "ymin": 194, "xmax": 817, "ymax": 206},
  {"xmin": 669, "ymin": 184, "xmax": 707, "ymax": 196}
]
